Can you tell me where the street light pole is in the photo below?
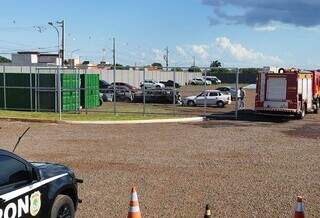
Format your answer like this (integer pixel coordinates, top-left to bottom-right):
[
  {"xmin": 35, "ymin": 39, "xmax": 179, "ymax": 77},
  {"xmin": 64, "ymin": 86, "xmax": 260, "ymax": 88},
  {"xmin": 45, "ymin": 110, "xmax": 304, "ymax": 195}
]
[
  {"xmin": 70, "ymin": 49, "xmax": 80, "ymax": 58},
  {"xmin": 48, "ymin": 22, "xmax": 62, "ymax": 120},
  {"xmin": 48, "ymin": 22, "xmax": 60, "ymax": 61}
]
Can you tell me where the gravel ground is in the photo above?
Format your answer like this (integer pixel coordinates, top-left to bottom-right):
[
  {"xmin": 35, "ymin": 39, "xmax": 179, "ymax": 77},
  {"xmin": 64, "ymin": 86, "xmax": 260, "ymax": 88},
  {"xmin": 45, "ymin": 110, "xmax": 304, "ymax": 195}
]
[{"xmin": 0, "ymin": 112, "xmax": 319, "ymax": 217}]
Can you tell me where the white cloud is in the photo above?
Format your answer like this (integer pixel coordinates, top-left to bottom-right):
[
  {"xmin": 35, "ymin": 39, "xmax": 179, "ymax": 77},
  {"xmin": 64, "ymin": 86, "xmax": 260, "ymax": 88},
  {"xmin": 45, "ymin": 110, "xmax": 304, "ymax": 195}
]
[
  {"xmin": 254, "ymin": 25, "xmax": 277, "ymax": 32},
  {"xmin": 253, "ymin": 21, "xmax": 281, "ymax": 32},
  {"xmin": 152, "ymin": 49, "xmax": 163, "ymax": 62},
  {"xmin": 191, "ymin": 44, "xmax": 210, "ymax": 61},
  {"xmin": 176, "ymin": 46, "xmax": 187, "ymax": 57},
  {"xmin": 215, "ymin": 36, "xmax": 282, "ymax": 64}
]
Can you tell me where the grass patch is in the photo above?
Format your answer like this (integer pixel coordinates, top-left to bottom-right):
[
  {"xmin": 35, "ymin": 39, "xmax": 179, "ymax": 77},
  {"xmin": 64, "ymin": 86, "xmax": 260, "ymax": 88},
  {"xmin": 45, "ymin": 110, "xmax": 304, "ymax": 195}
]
[{"xmin": 0, "ymin": 110, "xmax": 179, "ymax": 122}]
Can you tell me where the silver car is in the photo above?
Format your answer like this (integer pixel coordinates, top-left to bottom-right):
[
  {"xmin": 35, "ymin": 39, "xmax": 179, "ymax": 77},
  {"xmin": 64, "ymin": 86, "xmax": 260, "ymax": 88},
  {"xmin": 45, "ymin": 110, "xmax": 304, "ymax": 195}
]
[
  {"xmin": 188, "ymin": 78, "xmax": 212, "ymax": 85},
  {"xmin": 183, "ymin": 90, "xmax": 231, "ymax": 107},
  {"xmin": 216, "ymin": 86, "xmax": 239, "ymax": 100}
]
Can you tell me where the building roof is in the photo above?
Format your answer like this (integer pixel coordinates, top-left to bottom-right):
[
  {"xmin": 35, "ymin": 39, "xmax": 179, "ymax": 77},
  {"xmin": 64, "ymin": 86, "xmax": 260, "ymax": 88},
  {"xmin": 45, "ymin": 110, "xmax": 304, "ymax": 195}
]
[
  {"xmin": 38, "ymin": 53, "xmax": 59, "ymax": 57},
  {"xmin": 17, "ymin": 51, "xmax": 39, "ymax": 55}
]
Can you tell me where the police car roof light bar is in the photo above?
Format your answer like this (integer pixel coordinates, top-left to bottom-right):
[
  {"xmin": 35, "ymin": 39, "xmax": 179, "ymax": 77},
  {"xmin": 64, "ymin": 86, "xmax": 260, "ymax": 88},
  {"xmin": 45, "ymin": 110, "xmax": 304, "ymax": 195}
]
[{"xmin": 13, "ymin": 127, "xmax": 31, "ymax": 153}]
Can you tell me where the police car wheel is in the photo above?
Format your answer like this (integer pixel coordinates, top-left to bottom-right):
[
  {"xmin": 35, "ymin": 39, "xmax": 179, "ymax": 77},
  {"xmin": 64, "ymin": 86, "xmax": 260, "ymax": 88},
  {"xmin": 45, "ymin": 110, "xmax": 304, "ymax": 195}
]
[{"xmin": 51, "ymin": 195, "xmax": 75, "ymax": 218}]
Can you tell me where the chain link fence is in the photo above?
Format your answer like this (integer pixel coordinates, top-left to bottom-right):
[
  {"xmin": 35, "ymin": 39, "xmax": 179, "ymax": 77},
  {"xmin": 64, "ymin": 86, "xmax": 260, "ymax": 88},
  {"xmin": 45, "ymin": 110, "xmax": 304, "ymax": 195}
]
[{"xmin": 0, "ymin": 65, "xmax": 258, "ymax": 120}]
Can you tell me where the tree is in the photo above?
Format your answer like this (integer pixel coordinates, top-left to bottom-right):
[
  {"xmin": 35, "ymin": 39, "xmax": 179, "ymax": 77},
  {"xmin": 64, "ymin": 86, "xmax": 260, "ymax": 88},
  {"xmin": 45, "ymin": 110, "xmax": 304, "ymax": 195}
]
[
  {"xmin": 207, "ymin": 68, "xmax": 231, "ymax": 75},
  {"xmin": 188, "ymin": 66, "xmax": 201, "ymax": 72},
  {"xmin": 210, "ymin": 60, "xmax": 222, "ymax": 68},
  {"xmin": 171, "ymin": 67, "xmax": 183, "ymax": 72},
  {"xmin": 0, "ymin": 56, "xmax": 11, "ymax": 63},
  {"xmin": 111, "ymin": 64, "xmax": 131, "ymax": 70},
  {"xmin": 151, "ymin": 62, "xmax": 163, "ymax": 69}
]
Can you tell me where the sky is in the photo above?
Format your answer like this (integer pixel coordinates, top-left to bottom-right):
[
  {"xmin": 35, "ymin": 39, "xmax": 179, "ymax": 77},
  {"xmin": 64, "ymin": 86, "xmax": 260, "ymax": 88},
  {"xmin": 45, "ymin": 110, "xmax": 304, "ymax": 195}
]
[{"xmin": 1, "ymin": 0, "xmax": 320, "ymax": 68}]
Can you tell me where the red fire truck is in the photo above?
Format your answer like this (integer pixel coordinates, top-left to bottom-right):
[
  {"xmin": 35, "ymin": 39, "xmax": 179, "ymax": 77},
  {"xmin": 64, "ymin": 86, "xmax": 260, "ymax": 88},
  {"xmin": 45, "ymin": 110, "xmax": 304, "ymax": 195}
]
[{"xmin": 255, "ymin": 68, "xmax": 320, "ymax": 119}]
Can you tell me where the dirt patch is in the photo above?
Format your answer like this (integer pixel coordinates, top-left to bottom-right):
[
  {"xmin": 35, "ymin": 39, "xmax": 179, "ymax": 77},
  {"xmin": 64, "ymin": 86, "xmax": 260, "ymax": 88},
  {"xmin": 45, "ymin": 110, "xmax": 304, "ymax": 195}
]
[
  {"xmin": 192, "ymin": 121, "xmax": 250, "ymax": 128},
  {"xmin": 284, "ymin": 124, "xmax": 320, "ymax": 139},
  {"xmin": 2, "ymin": 116, "xmax": 320, "ymax": 217}
]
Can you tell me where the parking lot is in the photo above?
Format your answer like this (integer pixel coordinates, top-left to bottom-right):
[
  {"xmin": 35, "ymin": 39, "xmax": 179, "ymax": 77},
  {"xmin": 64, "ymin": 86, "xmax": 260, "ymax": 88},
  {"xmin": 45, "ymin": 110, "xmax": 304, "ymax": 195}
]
[
  {"xmin": 1, "ymin": 103, "xmax": 319, "ymax": 217},
  {"xmin": 93, "ymin": 84, "xmax": 257, "ymax": 116}
]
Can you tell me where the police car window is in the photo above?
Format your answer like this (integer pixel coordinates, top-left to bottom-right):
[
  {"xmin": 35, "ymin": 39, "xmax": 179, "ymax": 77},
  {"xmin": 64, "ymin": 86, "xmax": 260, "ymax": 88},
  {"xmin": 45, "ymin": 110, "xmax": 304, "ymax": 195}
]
[
  {"xmin": 210, "ymin": 92, "xmax": 218, "ymax": 96},
  {"xmin": 0, "ymin": 155, "xmax": 29, "ymax": 187}
]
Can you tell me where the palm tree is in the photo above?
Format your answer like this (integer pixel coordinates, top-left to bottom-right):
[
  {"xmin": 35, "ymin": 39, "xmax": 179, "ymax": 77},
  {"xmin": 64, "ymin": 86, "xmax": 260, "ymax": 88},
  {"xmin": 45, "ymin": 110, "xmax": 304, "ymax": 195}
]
[{"xmin": 210, "ymin": 60, "xmax": 222, "ymax": 68}]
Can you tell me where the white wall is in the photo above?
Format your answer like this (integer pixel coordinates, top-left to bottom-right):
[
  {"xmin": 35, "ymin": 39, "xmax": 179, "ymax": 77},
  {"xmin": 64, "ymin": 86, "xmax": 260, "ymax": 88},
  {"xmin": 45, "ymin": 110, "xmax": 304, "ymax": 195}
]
[{"xmin": 98, "ymin": 69, "xmax": 202, "ymax": 87}]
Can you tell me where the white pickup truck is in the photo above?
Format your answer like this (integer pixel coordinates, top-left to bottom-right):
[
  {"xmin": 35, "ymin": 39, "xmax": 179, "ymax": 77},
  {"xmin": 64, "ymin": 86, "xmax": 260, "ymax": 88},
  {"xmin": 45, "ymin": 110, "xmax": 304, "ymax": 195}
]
[{"xmin": 183, "ymin": 90, "xmax": 231, "ymax": 107}]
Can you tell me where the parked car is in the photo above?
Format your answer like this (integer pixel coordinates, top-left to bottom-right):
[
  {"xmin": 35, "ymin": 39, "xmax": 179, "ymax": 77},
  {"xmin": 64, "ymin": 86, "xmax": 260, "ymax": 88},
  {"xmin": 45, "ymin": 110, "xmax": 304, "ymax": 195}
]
[
  {"xmin": 110, "ymin": 82, "xmax": 139, "ymax": 93},
  {"xmin": 204, "ymin": 76, "xmax": 222, "ymax": 84},
  {"xmin": 188, "ymin": 78, "xmax": 212, "ymax": 85},
  {"xmin": 159, "ymin": 80, "xmax": 181, "ymax": 88},
  {"xmin": 101, "ymin": 86, "xmax": 135, "ymax": 102},
  {"xmin": 99, "ymin": 80, "xmax": 110, "ymax": 92},
  {"xmin": 140, "ymin": 80, "xmax": 165, "ymax": 89},
  {"xmin": 133, "ymin": 89, "xmax": 181, "ymax": 104},
  {"xmin": 0, "ymin": 149, "xmax": 82, "ymax": 218},
  {"xmin": 216, "ymin": 86, "xmax": 238, "ymax": 100},
  {"xmin": 182, "ymin": 90, "xmax": 231, "ymax": 107}
]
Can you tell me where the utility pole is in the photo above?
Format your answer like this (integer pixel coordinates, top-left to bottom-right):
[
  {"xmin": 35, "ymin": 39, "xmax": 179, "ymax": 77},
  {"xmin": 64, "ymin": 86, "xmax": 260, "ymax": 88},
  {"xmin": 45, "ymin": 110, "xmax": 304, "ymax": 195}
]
[
  {"xmin": 102, "ymin": 48, "xmax": 106, "ymax": 62},
  {"xmin": 164, "ymin": 46, "xmax": 169, "ymax": 71},
  {"xmin": 57, "ymin": 20, "xmax": 65, "ymax": 65},
  {"xmin": 193, "ymin": 56, "xmax": 196, "ymax": 74}
]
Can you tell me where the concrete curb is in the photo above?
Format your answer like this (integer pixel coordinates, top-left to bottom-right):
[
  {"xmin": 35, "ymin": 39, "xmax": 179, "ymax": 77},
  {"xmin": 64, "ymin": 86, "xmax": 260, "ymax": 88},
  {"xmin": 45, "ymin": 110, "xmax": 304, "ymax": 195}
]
[
  {"xmin": 0, "ymin": 117, "xmax": 59, "ymax": 124},
  {"xmin": 63, "ymin": 117, "xmax": 204, "ymax": 125}
]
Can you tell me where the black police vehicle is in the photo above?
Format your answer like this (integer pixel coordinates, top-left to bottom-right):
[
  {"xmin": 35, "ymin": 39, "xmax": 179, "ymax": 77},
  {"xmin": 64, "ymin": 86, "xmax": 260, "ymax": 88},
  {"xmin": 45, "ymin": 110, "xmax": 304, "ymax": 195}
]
[{"xmin": 0, "ymin": 149, "xmax": 82, "ymax": 218}]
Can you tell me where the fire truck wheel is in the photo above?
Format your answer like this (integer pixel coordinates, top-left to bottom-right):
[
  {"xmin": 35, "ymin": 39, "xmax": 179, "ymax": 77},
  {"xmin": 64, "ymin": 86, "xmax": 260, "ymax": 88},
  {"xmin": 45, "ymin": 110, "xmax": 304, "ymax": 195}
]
[
  {"xmin": 315, "ymin": 100, "xmax": 320, "ymax": 114},
  {"xmin": 51, "ymin": 195, "xmax": 75, "ymax": 218},
  {"xmin": 296, "ymin": 107, "xmax": 306, "ymax": 119}
]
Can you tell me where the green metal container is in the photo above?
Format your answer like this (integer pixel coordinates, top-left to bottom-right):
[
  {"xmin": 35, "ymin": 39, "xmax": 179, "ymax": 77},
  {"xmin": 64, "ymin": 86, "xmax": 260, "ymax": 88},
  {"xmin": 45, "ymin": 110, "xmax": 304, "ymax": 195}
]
[
  {"xmin": 80, "ymin": 74, "xmax": 99, "ymax": 109},
  {"xmin": 0, "ymin": 72, "xmax": 80, "ymax": 112},
  {"xmin": 62, "ymin": 74, "xmax": 80, "ymax": 112}
]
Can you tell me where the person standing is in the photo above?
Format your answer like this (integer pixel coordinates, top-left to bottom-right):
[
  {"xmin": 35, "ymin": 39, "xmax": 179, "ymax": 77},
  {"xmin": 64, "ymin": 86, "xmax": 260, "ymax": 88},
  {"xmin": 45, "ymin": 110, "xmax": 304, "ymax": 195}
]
[{"xmin": 239, "ymin": 87, "xmax": 246, "ymax": 109}]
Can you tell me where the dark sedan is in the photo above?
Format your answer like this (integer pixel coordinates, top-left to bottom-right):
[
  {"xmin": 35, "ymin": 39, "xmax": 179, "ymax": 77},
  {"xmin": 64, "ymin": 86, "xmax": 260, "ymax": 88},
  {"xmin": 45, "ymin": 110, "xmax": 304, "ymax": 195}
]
[{"xmin": 159, "ymin": 80, "xmax": 181, "ymax": 88}]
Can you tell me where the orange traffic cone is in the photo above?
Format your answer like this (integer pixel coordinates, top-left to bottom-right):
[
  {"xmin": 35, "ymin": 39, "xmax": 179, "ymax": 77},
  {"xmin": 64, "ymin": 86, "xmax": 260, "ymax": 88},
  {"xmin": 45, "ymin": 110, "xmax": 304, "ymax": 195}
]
[
  {"xmin": 128, "ymin": 187, "xmax": 141, "ymax": 218},
  {"xmin": 294, "ymin": 196, "xmax": 304, "ymax": 218}
]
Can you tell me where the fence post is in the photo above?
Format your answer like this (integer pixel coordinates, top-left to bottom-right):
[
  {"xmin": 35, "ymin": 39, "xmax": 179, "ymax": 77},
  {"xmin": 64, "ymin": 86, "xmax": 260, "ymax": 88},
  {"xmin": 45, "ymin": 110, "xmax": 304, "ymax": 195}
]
[
  {"xmin": 173, "ymin": 66, "xmax": 176, "ymax": 116},
  {"xmin": 52, "ymin": 68, "xmax": 56, "ymax": 113},
  {"xmin": 113, "ymin": 68, "xmax": 117, "ymax": 116},
  {"xmin": 235, "ymin": 68, "xmax": 240, "ymax": 120},
  {"xmin": 35, "ymin": 68, "xmax": 37, "ymax": 112},
  {"xmin": 3, "ymin": 66, "xmax": 6, "ymax": 110},
  {"xmin": 29, "ymin": 66, "xmax": 33, "ymax": 111},
  {"xmin": 85, "ymin": 68, "xmax": 88, "ymax": 115},
  {"xmin": 58, "ymin": 66, "xmax": 62, "ymax": 120},
  {"xmin": 204, "ymin": 68, "xmax": 207, "ymax": 117},
  {"xmin": 143, "ymin": 67, "xmax": 146, "ymax": 116}
]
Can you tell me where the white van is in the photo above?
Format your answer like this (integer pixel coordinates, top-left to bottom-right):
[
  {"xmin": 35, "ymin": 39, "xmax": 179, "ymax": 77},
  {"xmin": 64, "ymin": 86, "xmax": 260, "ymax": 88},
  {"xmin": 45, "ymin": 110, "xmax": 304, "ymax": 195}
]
[{"xmin": 204, "ymin": 76, "xmax": 222, "ymax": 84}]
